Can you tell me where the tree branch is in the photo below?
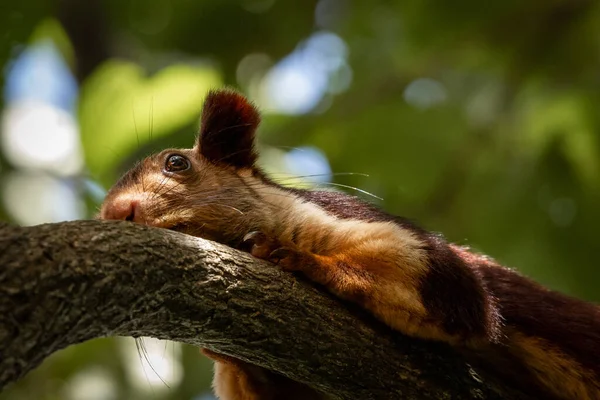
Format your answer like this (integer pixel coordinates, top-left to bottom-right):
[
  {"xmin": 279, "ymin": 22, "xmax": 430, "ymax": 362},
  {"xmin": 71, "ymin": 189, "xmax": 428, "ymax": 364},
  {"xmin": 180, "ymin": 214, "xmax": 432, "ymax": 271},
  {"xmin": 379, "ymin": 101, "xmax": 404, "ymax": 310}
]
[{"xmin": 0, "ymin": 221, "xmax": 531, "ymax": 399}]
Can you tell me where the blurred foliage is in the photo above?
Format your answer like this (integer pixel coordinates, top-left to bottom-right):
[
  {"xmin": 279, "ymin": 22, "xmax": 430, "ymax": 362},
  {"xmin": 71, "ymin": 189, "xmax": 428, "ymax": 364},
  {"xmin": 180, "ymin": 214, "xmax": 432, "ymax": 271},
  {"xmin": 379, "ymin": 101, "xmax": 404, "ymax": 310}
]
[
  {"xmin": 1, "ymin": 0, "xmax": 600, "ymax": 399},
  {"xmin": 79, "ymin": 61, "xmax": 221, "ymax": 180}
]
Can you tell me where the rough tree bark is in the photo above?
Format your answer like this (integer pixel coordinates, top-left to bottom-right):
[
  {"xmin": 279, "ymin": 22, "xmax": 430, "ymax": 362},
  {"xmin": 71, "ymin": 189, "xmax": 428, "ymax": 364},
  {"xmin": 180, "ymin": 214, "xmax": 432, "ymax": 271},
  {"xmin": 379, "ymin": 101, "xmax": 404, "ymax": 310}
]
[{"xmin": 0, "ymin": 220, "xmax": 532, "ymax": 399}]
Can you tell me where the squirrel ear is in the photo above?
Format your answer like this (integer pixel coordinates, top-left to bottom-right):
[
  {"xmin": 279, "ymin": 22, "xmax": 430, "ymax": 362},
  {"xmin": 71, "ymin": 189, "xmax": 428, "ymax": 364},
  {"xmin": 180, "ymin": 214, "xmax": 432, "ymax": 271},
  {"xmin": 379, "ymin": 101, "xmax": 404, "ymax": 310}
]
[{"xmin": 196, "ymin": 89, "xmax": 261, "ymax": 168}]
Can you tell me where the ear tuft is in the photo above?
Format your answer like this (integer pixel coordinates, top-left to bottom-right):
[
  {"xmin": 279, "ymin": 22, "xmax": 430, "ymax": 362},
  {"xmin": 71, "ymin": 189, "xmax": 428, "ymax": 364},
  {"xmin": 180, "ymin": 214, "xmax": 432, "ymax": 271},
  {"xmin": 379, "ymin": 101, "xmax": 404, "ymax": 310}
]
[{"xmin": 197, "ymin": 89, "xmax": 261, "ymax": 168}]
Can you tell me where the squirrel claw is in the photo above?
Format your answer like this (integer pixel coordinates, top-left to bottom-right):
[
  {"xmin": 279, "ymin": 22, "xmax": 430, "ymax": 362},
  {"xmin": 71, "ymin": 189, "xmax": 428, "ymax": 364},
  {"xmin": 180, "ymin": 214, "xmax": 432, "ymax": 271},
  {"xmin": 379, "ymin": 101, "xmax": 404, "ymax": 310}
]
[
  {"xmin": 243, "ymin": 231, "xmax": 267, "ymax": 246},
  {"xmin": 269, "ymin": 247, "xmax": 301, "ymax": 271},
  {"xmin": 268, "ymin": 247, "xmax": 293, "ymax": 263},
  {"xmin": 242, "ymin": 231, "xmax": 277, "ymax": 259}
]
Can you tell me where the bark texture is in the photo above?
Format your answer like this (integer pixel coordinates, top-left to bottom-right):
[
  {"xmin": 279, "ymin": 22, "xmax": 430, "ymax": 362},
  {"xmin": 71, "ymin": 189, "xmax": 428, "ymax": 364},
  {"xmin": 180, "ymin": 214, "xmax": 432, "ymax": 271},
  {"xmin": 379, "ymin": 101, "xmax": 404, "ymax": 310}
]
[{"xmin": 0, "ymin": 220, "xmax": 532, "ymax": 399}]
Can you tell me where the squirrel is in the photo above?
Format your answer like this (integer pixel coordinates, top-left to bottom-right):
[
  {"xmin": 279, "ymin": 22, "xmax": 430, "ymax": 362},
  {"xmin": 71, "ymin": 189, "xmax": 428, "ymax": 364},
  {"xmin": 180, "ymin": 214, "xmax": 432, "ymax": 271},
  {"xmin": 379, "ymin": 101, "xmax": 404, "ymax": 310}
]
[{"xmin": 100, "ymin": 89, "xmax": 600, "ymax": 400}]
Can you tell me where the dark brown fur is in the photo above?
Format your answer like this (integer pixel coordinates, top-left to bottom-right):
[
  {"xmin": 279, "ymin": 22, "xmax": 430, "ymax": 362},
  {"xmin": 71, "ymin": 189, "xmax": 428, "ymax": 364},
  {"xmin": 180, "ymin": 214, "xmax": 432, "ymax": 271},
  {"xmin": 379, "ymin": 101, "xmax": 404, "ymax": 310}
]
[
  {"xmin": 199, "ymin": 89, "xmax": 260, "ymax": 168},
  {"xmin": 100, "ymin": 89, "xmax": 600, "ymax": 400}
]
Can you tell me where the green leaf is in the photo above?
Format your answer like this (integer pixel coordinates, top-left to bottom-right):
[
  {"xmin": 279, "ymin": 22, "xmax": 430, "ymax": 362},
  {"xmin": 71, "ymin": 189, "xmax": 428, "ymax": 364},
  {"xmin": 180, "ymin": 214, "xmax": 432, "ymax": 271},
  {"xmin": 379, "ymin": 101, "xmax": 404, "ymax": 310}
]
[
  {"xmin": 78, "ymin": 60, "xmax": 221, "ymax": 181},
  {"xmin": 519, "ymin": 90, "xmax": 600, "ymax": 190}
]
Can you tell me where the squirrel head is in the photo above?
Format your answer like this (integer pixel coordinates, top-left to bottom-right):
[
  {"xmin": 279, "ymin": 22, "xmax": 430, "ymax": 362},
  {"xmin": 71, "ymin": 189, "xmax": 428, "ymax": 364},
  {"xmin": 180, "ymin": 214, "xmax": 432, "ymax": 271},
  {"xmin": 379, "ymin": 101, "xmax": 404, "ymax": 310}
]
[{"xmin": 99, "ymin": 89, "xmax": 267, "ymax": 245}]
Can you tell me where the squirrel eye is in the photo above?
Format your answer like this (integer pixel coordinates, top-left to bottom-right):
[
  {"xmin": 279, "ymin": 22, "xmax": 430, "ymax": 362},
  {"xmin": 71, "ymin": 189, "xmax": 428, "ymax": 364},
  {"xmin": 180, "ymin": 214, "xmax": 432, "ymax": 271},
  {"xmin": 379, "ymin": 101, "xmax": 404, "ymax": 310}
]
[{"xmin": 165, "ymin": 154, "xmax": 191, "ymax": 172}]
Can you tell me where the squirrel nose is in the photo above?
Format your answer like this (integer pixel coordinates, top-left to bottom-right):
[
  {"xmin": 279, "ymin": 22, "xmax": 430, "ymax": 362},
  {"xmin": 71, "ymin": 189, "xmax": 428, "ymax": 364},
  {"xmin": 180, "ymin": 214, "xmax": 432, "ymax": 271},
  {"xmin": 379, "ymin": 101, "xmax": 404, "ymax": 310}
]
[{"xmin": 102, "ymin": 197, "xmax": 142, "ymax": 222}]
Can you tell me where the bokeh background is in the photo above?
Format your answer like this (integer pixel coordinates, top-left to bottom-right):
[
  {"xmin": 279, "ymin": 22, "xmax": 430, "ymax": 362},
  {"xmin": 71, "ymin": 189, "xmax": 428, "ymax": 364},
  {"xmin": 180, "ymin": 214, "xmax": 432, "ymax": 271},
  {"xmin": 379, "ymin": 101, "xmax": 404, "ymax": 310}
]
[{"xmin": 1, "ymin": 0, "xmax": 599, "ymax": 399}]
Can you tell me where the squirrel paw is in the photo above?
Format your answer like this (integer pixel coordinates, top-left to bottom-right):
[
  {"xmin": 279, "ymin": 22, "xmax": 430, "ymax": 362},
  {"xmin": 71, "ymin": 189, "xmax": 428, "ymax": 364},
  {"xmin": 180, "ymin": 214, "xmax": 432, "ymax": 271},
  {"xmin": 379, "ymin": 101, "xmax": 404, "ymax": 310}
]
[
  {"xmin": 267, "ymin": 247, "xmax": 304, "ymax": 272},
  {"xmin": 242, "ymin": 231, "xmax": 278, "ymax": 259},
  {"xmin": 242, "ymin": 231, "xmax": 304, "ymax": 272}
]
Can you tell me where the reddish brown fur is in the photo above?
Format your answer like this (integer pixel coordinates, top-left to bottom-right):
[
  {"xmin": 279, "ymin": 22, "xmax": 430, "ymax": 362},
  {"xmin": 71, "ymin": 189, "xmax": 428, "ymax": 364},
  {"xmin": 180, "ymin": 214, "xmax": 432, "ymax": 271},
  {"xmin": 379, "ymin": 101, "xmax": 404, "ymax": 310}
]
[
  {"xmin": 100, "ymin": 89, "xmax": 600, "ymax": 400},
  {"xmin": 201, "ymin": 349, "xmax": 325, "ymax": 400}
]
